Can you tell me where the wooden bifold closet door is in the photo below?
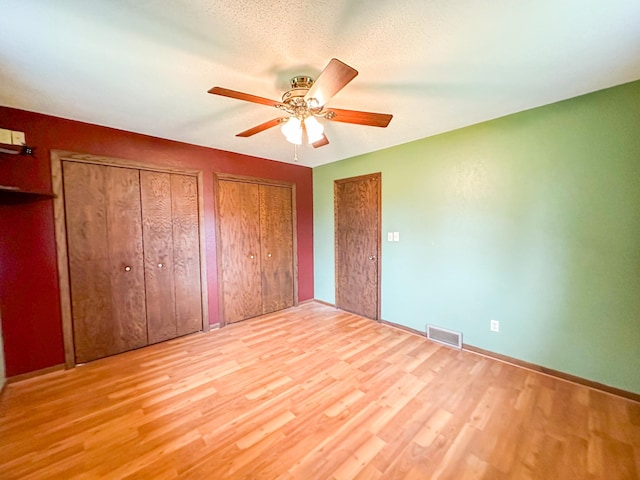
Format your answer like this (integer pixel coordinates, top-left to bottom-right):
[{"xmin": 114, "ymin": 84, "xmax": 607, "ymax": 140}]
[
  {"xmin": 140, "ymin": 171, "xmax": 202, "ymax": 344},
  {"xmin": 217, "ymin": 176, "xmax": 295, "ymax": 325},
  {"xmin": 63, "ymin": 163, "xmax": 147, "ymax": 362},
  {"xmin": 62, "ymin": 161, "xmax": 203, "ymax": 363},
  {"xmin": 218, "ymin": 180, "xmax": 263, "ymax": 323},
  {"xmin": 259, "ymin": 184, "xmax": 294, "ymax": 314}
]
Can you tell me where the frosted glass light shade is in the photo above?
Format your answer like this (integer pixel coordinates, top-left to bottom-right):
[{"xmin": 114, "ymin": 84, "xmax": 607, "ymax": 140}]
[
  {"xmin": 281, "ymin": 117, "xmax": 302, "ymax": 145},
  {"xmin": 304, "ymin": 116, "xmax": 324, "ymax": 144}
]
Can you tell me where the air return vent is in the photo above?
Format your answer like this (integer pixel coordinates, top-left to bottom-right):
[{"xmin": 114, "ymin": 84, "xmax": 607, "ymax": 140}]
[{"xmin": 426, "ymin": 324, "xmax": 462, "ymax": 349}]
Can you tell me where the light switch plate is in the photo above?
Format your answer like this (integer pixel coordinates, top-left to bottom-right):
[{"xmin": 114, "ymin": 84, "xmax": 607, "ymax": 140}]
[
  {"xmin": 387, "ymin": 232, "xmax": 393, "ymax": 241},
  {"xmin": 11, "ymin": 131, "xmax": 26, "ymax": 145},
  {"xmin": 393, "ymin": 232, "xmax": 400, "ymax": 241}
]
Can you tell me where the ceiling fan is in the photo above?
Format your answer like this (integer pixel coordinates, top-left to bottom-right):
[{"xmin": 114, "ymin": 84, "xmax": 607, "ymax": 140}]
[{"xmin": 208, "ymin": 58, "xmax": 393, "ymax": 148}]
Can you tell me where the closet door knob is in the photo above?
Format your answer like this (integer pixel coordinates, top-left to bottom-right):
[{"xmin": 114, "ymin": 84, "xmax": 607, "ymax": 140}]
[
  {"xmin": 157, "ymin": 263, "xmax": 164, "ymax": 268},
  {"xmin": 249, "ymin": 254, "xmax": 255, "ymax": 259},
  {"xmin": 267, "ymin": 253, "xmax": 272, "ymax": 258},
  {"xmin": 124, "ymin": 266, "xmax": 132, "ymax": 272}
]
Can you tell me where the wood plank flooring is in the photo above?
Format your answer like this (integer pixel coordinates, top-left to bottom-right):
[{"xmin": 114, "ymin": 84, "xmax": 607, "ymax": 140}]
[{"xmin": 1, "ymin": 302, "xmax": 639, "ymax": 479}]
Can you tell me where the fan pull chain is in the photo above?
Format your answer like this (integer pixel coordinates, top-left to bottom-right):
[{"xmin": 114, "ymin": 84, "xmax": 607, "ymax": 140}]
[{"xmin": 293, "ymin": 143, "xmax": 299, "ymax": 163}]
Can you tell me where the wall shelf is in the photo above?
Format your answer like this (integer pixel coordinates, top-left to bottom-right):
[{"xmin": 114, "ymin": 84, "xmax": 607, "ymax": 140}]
[
  {"xmin": 0, "ymin": 143, "xmax": 34, "ymax": 155},
  {"xmin": 0, "ymin": 185, "xmax": 55, "ymax": 204}
]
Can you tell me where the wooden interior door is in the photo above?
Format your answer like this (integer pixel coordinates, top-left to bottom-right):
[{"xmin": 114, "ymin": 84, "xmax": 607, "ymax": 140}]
[
  {"xmin": 171, "ymin": 174, "xmax": 203, "ymax": 336},
  {"xmin": 334, "ymin": 173, "xmax": 381, "ymax": 320},
  {"xmin": 63, "ymin": 162, "xmax": 147, "ymax": 363},
  {"xmin": 217, "ymin": 180, "xmax": 262, "ymax": 323},
  {"xmin": 140, "ymin": 171, "xmax": 177, "ymax": 344},
  {"xmin": 259, "ymin": 184, "xmax": 294, "ymax": 314}
]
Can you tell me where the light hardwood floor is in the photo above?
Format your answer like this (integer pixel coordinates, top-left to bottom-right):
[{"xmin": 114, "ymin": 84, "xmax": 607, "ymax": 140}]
[{"xmin": 1, "ymin": 302, "xmax": 638, "ymax": 479}]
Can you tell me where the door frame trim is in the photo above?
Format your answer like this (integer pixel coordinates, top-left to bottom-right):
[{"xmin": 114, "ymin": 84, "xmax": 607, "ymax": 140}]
[
  {"xmin": 51, "ymin": 150, "xmax": 210, "ymax": 369},
  {"xmin": 213, "ymin": 173, "xmax": 298, "ymax": 327},
  {"xmin": 334, "ymin": 172, "xmax": 382, "ymax": 320}
]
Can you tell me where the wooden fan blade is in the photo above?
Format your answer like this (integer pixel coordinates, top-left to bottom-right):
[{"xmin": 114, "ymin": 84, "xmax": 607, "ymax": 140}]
[
  {"xmin": 208, "ymin": 87, "xmax": 281, "ymax": 107},
  {"xmin": 304, "ymin": 58, "xmax": 358, "ymax": 107},
  {"xmin": 326, "ymin": 108, "xmax": 393, "ymax": 127},
  {"xmin": 236, "ymin": 118, "xmax": 286, "ymax": 137},
  {"xmin": 312, "ymin": 134, "xmax": 330, "ymax": 148}
]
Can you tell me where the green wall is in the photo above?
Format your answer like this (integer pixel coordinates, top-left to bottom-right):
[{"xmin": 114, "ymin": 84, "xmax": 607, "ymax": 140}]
[{"xmin": 313, "ymin": 80, "xmax": 640, "ymax": 394}]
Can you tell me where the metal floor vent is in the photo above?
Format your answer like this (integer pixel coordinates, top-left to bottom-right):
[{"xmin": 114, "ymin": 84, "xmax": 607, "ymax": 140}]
[{"xmin": 426, "ymin": 324, "xmax": 462, "ymax": 349}]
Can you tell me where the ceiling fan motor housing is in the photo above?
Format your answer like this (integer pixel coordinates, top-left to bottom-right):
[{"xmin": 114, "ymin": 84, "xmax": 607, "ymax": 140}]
[
  {"xmin": 290, "ymin": 76, "xmax": 314, "ymax": 89},
  {"xmin": 282, "ymin": 76, "xmax": 314, "ymax": 104}
]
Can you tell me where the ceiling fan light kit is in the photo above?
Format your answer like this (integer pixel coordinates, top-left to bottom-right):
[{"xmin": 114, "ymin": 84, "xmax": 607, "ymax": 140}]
[
  {"xmin": 208, "ymin": 58, "xmax": 393, "ymax": 151},
  {"xmin": 303, "ymin": 116, "xmax": 325, "ymax": 144},
  {"xmin": 281, "ymin": 117, "xmax": 302, "ymax": 145}
]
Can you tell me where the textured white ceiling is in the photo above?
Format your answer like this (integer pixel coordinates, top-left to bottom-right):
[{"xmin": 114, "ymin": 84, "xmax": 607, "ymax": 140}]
[{"xmin": 1, "ymin": 0, "xmax": 639, "ymax": 167}]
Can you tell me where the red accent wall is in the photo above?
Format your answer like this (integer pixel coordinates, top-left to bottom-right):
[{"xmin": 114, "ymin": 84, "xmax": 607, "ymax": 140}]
[{"xmin": 0, "ymin": 106, "xmax": 314, "ymax": 377}]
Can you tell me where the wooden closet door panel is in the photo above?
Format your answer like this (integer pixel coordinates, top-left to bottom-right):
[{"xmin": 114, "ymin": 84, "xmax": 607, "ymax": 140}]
[
  {"xmin": 63, "ymin": 162, "xmax": 147, "ymax": 363},
  {"xmin": 171, "ymin": 174, "xmax": 203, "ymax": 336},
  {"xmin": 104, "ymin": 167, "xmax": 148, "ymax": 353},
  {"xmin": 63, "ymin": 162, "xmax": 113, "ymax": 363},
  {"xmin": 140, "ymin": 171, "xmax": 177, "ymax": 344},
  {"xmin": 218, "ymin": 180, "xmax": 262, "ymax": 323},
  {"xmin": 259, "ymin": 185, "xmax": 294, "ymax": 314}
]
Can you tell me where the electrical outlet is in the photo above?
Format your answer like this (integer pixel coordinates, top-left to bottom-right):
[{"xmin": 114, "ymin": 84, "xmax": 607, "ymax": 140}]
[{"xmin": 490, "ymin": 320, "xmax": 500, "ymax": 332}]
